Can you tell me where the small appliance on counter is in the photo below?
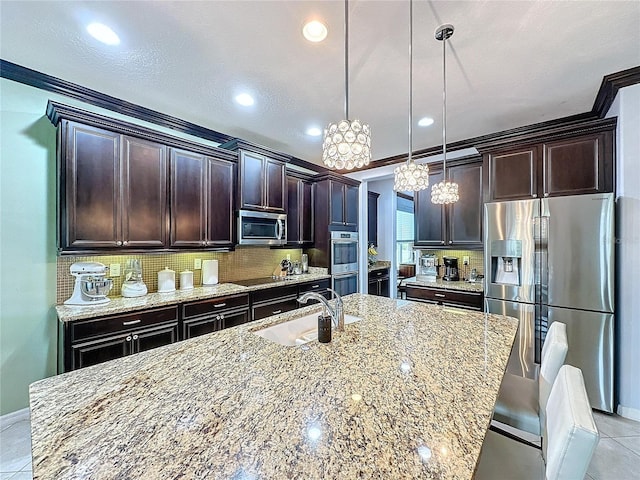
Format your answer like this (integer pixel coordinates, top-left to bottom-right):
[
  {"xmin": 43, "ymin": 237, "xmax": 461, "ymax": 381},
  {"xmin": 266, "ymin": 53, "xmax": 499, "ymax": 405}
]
[
  {"xmin": 157, "ymin": 267, "xmax": 176, "ymax": 293},
  {"xmin": 121, "ymin": 259, "xmax": 147, "ymax": 298},
  {"xmin": 442, "ymin": 256, "xmax": 460, "ymax": 281},
  {"xmin": 180, "ymin": 270, "xmax": 194, "ymax": 290},
  {"xmin": 416, "ymin": 254, "xmax": 438, "ymax": 282},
  {"xmin": 64, "ymin": 262, "xmax": 113, "ymax": 306},
  {"xmin": 202, "ymin": 259, "xmax": 219, "ymax": 286}
]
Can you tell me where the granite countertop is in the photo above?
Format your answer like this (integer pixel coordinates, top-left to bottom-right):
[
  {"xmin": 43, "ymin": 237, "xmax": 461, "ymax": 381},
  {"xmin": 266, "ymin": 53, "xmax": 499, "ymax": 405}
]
[
  {"xmin": 367, "ymin": 260, "xmax": 391, "ymax": 273},
  {"xmin": 32, "ymin": 294, "xmax": 517, "ymax": 479},
  {"xmin": 55, "ymin": 272, "xmax": 331, "ymax": 322},
  {"xmin": 402, "ymin": 277, "xmax": 484, "ymax": 293}
]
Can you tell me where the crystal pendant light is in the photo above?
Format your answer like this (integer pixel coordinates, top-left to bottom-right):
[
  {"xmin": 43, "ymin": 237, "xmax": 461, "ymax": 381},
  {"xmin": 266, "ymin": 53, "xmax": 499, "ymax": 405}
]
[
  {"xmin": 393, "ymin": 0, "xmax": 429, "ymax": 192},
  {"xmin": 322, "ymin": 0, "xmax": 371, "ymax": 170},
  {"xmin": 431, "ymin": 24, "xmax": 459, "ymax": 204}
]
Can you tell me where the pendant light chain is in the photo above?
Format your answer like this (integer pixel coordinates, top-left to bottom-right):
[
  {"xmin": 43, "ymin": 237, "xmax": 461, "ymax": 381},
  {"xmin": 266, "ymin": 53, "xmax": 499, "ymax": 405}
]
[
  {"xmin": 344, "ymin": 0, "xmax": 349, "ymax": 121},
  {"xmin": 442, "ymin": 29, "xmax": 447, "ymax": 180},
  {"xmin": 393, "ymin": 0, "xmax": 430, "ymax": 192}
]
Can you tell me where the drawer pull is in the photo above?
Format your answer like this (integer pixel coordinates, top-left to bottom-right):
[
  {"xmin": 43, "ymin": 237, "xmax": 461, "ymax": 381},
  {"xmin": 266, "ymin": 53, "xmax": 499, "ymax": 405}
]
[
  {"xmin": 434, "ymin": 293, "xmax": 446, "ymax": 298},
  {"xmin": 123, "ymin": 319, "xmax": 141, "ymax": 326},
  {"xmin": 214, "ymin": 303, "xmax": 227, "ymax": 308},
  {"xmin": 311, "ymin": 285, "xmax": 320, "ymax": 289},
  {"xmin": 126, "ymin": 335, "xmax": 132, "ymax": 342},
  {"xmin": 132, "ymin": 334, "xmax": 139, "ymax": 340},
  {"xmin": 272, "ymin": 310, "xmax": 282, "ymax": 315}
]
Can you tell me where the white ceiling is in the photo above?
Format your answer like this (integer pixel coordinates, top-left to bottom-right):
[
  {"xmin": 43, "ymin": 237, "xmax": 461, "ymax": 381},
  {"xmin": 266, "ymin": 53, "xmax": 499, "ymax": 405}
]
[{"xmin": 1, "ymin": 1, "xmax": 639, "ymax": 167}]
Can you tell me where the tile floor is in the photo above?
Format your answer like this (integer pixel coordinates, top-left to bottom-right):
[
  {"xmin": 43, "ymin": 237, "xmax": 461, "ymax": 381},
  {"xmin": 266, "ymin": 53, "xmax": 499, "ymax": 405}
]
[{"xmin": 1, "ymin": 411, "xmax": 639, "ymax": 479}]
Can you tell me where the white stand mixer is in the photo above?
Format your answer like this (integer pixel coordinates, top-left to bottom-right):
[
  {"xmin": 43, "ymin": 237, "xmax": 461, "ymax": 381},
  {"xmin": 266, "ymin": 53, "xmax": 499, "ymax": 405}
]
[{"xmin": 64, "ymin": 262, "xmax": 113, "ymax": 305}]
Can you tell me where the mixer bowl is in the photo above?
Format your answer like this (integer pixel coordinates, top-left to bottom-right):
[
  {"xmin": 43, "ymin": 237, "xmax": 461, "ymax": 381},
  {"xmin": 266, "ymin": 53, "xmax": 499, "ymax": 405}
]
[{"xmin": 81, "ymin": 277, "xmax": 113, "ymax": 298}]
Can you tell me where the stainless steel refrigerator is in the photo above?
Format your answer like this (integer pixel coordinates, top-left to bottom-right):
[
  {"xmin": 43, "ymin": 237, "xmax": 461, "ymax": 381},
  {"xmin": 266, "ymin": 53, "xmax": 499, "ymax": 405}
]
[{"xmin": 484, "ymin": 193, "xmax": 615, "ymax": 412}]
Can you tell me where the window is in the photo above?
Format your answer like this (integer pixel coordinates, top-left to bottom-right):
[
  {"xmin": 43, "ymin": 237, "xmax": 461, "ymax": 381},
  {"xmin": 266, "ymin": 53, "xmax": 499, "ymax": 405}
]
[{"xmin": 396, "ymin": 194, "xmax": 414, "ymax": 265}]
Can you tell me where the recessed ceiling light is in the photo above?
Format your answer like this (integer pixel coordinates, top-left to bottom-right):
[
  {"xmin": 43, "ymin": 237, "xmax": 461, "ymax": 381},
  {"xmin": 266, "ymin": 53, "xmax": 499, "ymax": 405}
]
[
  {"xmin": 306, "ymin": 127, "xmax": 322, "ymax": 137},
  {"xmin": 418, "ymin": 117, "xmax": 434, "ymax": 127},
  {"xmin": 86, "ymin": 22, "xmax": 120, "ymax": 46},
  {"xmin": 235, "ymin": 93, "xmax": 255, "ymax": 107},
  {"xmin": 302, "ymin": 20, "xmax": 328, "ymax": 43}
]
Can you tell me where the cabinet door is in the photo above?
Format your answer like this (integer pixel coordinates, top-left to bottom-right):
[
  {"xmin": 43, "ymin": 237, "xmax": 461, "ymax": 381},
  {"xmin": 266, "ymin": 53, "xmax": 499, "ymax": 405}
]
[
  {"xmin": 252, "ymin": 297, "xmax": 299, "ymax": 321},
  {"xmin": 367, "ymin": 192, "xmax": 379, "ymax": 246},
  {"xmin": 265, "ymin": 159, "xmax": 286, "ymax": 211},
  {"xmin": 487, "ymin": 146, "xmax": 539, "ymax": 201},
  {"xmin": 132, "ymin": 324, "xmax": 179, "ymax": 353},
  {"xmin": 543, "ymin": 132, "xmax": 613, "ymax": 197},
  {"xmin": 170, "ymin": 149, "xmax": 206, "ymax": 247},
  {"xmin": 329, "ymin": 181, "xmax": 345, "ymax": 226},
  {"xmin": 345, "ymin": 185, "xmax": 359, "ymax": 227},
  {"xmin": 207, "ymin": 157, "xmax": 235, "ymax": 246},
  {"xmin": 239, "ymin": 151, "xmax": 265, "ymax": 210},
  {"xmin": 221, "ymin": 310, "xmax": 250, "ymax": 329},
  {"xmin": 368, "ymin": 279, "xmax": 379, "ymax": 295},
  {"xmin": 183, "ymin": 315, "xmax": 223, "ymax": 340},
  {"xmin": 72, "ymin": 334, "xmax": 131, "ymax": 370},
  {"xmin": 121, "ymin": 136, "xmax": 167, "ymax": 248},
  {"xmin": 300, "ymin": 180, "xmax": 314, "ymax": 243},
  {"xmin": 286, "ymin": 177, "xmax": 301, "ymax": 243},
  {"xmin": 414, "ymin": 169, "xmax": 445, "ymax": 246},
  {"xmin": 447, "ymin": 162, "xmax": 483, "ymax": 247},
  {"xmin": 63, "ymin": 122, "xmax": 120, "ymax": 249}
]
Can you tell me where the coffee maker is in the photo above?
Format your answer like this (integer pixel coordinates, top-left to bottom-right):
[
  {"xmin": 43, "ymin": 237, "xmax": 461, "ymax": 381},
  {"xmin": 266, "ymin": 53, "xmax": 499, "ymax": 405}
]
[
  {"xmin": 64, "ymin": 262, "xmax": 113, "ymax": 305},
  {"xmin": 443, "ymin": 257, "xmax": 460, "ymax": 281}
]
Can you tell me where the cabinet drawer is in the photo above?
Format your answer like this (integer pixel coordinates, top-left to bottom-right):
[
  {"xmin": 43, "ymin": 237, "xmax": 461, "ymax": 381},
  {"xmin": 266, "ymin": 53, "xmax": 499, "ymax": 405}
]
[
  {"xmin": 252, "ymin": 297, "xmax": 299, "ymax": 321},
  {"xmin": 406, "ymin": 287, "xmax": 483, "ymax": 310},
  {"xmin": 182, "ymin": 294, "xmax": 249, "ymax": 319},
  {"xmin": 252, "ymin": 285, "xmax": 298, "ymax": 304},
  {"xmin": 298, "ymin": 279, "xmax": 330, "ymax": 294},
  {"xmin": 368, "ymin": 269, "xmax": 389, "ymax": 281},
  {"xmin": 71, "ymin": 306, "xmax": 178, "ymax": 342}
]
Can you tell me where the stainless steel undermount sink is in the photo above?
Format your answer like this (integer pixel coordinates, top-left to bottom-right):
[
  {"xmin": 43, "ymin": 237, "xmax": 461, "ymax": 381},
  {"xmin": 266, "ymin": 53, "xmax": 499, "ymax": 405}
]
[{"xmin": 253, "ymin": 312, "xmax": 362, "ymax": 346}]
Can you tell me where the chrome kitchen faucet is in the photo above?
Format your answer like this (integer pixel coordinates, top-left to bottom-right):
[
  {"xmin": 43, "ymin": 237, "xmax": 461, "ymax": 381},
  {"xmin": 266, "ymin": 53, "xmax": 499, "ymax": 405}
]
[{"xmin": 297, "ymin": 288, "xmax": 345, "ymax": 332}]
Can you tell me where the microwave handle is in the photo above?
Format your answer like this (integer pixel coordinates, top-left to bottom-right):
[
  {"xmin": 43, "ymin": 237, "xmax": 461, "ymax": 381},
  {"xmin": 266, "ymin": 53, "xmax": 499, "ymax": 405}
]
[{"xmin": 276, "ymin": 219, "xmax": 283, "ymax": 240}]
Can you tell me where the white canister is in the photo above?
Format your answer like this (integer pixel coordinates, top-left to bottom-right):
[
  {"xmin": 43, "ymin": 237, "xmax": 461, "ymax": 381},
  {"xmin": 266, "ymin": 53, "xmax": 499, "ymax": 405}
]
[
  {"xmin": 180, "ymin": 270, "xmax": 194, "ymax": 290},
  {"xmin": 202, "ymin": 259, "xmax": 219, "ymax": 286},
  {"xmin": 157, "ymin": 267, "xmax": 176, "ymax": 293}
]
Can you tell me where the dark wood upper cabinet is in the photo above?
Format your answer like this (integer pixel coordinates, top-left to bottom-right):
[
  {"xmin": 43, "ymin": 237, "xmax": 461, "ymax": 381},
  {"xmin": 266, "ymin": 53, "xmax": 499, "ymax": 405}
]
[
  {"xmin": 367, "ymin": 191, "xmax": 379, "ymax": 247},
  {"xmin": 414, "ymin": 168, "xmax": 445, "ymax": 247},
  {"xmin": 170, "ymin": 149, "xmax": 235, "ymax": 249},
  {"xmin": 484, "ymin": 127, "xmax": 614, "ymax": 202},
  {"xmin": 414, "ymin": 158, "xmax": 483, "ymax": 249},
  {"xmin": 60, "ymin": 121, "xmax": 167, "ymax": 252},
  {"xmin": 327, "ymin": 179, "xmax": 359, "ymax": 229},
  {"xmin": 447, "ymin": 161, "xmax": 483, "ymax": 247},
  {"xmin": 286, "ymin": 174, "xmax": 314, "ymax": 245},
  {"xmin": 238, "ymin": 151, "xmax": 285, "ymax": 212}
]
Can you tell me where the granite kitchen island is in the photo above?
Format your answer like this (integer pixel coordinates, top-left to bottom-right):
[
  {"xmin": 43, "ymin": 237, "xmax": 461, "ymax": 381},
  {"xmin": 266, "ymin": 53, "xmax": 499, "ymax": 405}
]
[{"xmin": 30, "ymin": 294, "xmax": 518, "ymax": 479}]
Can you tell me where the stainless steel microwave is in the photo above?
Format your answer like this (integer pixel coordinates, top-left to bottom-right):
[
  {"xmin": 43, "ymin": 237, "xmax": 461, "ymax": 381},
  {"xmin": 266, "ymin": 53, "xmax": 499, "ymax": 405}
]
[{"xmin": 238, "ymin": 210, "xmax": 287, "ymax": 246}]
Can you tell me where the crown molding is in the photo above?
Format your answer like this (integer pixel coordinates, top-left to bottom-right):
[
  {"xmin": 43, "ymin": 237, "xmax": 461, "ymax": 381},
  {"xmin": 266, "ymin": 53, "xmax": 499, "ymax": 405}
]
[{"xmin": 592, "ymin": 66, "xmax": 640, "ymax": 117}]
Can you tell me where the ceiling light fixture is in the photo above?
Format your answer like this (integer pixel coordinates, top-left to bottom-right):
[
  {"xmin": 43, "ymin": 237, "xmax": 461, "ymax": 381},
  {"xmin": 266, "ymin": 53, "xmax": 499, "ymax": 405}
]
[
  {"xmin": 302, "ymin": 20, "xmax": 328, "ymax": 43},
  {"xmin": 86, "ymin": 22, "xmax": 120, "ymax": 46},
  {"xmin": 394, "ymin": 0, "xmax": 429, "ymax": 192},
  {"xmin": 306, "ymin": 127, "xmax": 322, "ymax": 137},
  {"xmin": 321, "ymin": 0, "xmax": 371, "ymax": 170},
  {"xmin": 418, "ymin": 117, "xmax": 434, "ymax": 127},
  {"xmin": 431, "ymin": 24, "xmax": 459, "ymax": 205},
  {"xmin": 235, "ymin": 93, "xmax": 255, "ymax": 107}
]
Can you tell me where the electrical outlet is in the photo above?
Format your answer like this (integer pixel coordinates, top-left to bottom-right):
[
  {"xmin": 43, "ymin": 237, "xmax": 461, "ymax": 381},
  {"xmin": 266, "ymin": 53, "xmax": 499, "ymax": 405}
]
[
  {"xmin": 463, "ymin": 256, "xmax": 470, "ymax": 266},
  {"xmin": 286, "ymin": 254, "xmax": 291, "ymax": 261},
  {"xmin": 194, "ymin": 258, "xmax": 202, "ymax": 270},
  {"xmin": 109, "ymin": 263, "xmax": 121, "ymax": 277}
]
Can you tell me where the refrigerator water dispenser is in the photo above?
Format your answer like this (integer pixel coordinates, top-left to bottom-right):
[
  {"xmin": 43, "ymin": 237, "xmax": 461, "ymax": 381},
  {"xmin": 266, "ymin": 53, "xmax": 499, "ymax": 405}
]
[{"xmin": 490, "ymin": 240, "xmax": 522, "ymax": 286}]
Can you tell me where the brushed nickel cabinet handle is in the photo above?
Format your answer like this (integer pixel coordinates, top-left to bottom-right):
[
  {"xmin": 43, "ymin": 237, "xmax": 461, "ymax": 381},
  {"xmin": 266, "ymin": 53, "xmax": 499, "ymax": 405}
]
[
  {"xmin": 132, "ymin": 334, "xmax": 139, "ymax": 340},
  {"xmin": 272, "ymin": 310, "xmax": 282, "ymax": 314},
  {"xmin": 123, "ymin": 319, "xmax": 141, "ymax": 326},
  {"xmin": 311, "ymin": 285, "xmax": 320, "ymax": 289},
  {"xmin": 214, "ymin": 303, "xmax": 227, "ymax": 308},
  {"xmin": 123, "ymin": 241, "xmax": 128, "ymax": 246},
  {"xmin": 126, "ymin": 335, "xmax": 132, "ymax": 342},
  {"xmin": 116, "ymin": 241, "xmax": 122, "ymax": 246},
  {"xmin": 434, "ymin": 293, "xmax": 446, "ymax": 298}
]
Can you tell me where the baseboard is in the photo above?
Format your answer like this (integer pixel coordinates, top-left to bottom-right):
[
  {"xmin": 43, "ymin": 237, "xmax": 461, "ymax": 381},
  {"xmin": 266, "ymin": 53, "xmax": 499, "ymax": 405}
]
[
  {"xmin": 0, "ymin": 407, "xmax": 30, "ymax": 430},
  {"xmin": 617, "ymin": 404, "xmax": 640, "ymax": 422}
]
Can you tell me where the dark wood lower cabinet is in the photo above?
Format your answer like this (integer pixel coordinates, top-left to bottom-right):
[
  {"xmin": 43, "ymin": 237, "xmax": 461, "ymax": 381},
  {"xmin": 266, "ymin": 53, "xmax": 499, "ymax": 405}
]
[
  {"xmin": 182, "ymin": 309, "xmax": 249, "ymax": 339},
  {"xmin": 368, "ymin": 268, "xmax": 390, "ymax": 297},
  {"xmin": 405, "ymin": 286, "xmax": 483, "ymax": 311}
]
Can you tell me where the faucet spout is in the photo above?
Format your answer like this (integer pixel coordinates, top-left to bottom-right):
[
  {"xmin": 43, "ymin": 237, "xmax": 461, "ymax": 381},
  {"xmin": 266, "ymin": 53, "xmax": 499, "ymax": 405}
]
[{"xmin": 297, "ymin": 288, "xmax": 345, "ymax": 332}]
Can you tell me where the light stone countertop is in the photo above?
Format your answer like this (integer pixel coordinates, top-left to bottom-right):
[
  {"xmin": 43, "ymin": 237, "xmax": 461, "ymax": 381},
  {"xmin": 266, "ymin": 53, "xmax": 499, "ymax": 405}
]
[
  {"xmin": 368, "ymin": 260, "xmax": 391, "ymax": 273},
  {"xmin": 402, "ymin": 277, "xmax": 484, "ymax": 293},
  {"xmin": 55, "ymin": 272, "xmax": 331, "ymax": 322},
  {"xmin": 32, "ymin": 294, "xmax": 517, "ymax": 479}
]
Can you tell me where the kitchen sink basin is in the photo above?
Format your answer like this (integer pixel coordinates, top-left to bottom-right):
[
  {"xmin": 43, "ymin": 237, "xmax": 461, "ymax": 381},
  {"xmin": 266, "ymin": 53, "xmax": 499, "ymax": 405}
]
[{"xmin": 253, "ymin": 312, "xmax": 362, "ymax": 346}]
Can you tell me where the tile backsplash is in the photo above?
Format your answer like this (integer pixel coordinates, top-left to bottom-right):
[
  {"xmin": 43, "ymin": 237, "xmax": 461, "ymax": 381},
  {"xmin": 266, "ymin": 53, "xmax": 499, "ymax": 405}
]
[
  {"xmin": 414, "ymin": 249, "xmax": 484, "ymax": 280},
  {"xmin": 57, "ymin": 248, "xmax": 303, "ymax": 304}
]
